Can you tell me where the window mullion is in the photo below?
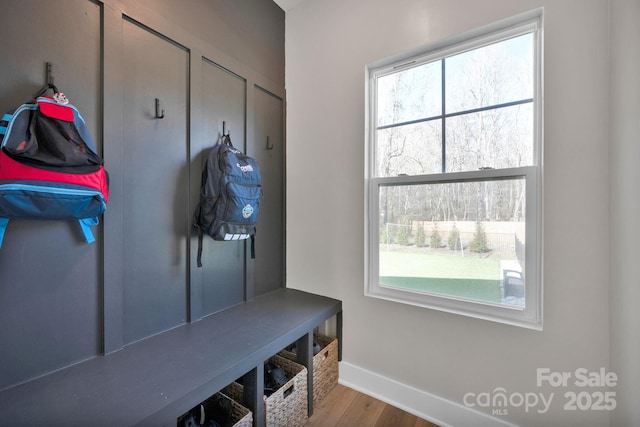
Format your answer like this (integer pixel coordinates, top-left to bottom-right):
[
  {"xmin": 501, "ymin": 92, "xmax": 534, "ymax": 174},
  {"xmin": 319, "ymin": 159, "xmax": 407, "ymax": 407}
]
[{"xmin": 441, "ymin": 58, "xmax": 446, "ymax": 174}]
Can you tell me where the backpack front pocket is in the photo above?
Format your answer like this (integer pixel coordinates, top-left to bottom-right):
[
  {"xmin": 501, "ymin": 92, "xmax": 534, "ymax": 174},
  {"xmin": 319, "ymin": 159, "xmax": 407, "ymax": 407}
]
[
  {"xmin": 220, "ymin": 182, "xmax": 261, "ymax": 225},
  {"xmin": 0, "ymin": 183, "xmax": 107, "ymax": 220}
]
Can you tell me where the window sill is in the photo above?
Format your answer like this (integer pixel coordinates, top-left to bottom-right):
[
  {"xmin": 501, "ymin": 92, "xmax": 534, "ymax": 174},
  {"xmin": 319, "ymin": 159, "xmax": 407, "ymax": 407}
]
[{"xmin": 365, "ymin": 285, "xmax": 542, "ymax": 330}]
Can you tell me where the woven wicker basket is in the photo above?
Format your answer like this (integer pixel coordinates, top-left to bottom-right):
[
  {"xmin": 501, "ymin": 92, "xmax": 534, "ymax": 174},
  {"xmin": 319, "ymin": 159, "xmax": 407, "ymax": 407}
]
[
  {"xmin": 179, "ymin": 390, "xmax": 253, "ymax": 427},
  {"xmin": 264, "ymin": 355, "xmax": 308, "ymax": 427},
  {"xmin": 225, "ymin": 355, "xmax": 308, "ymax": 427},
  {"xmin": 279, "ymin": 333, "xmax": 338, "ymax": 406},
  {"xmin": 225, "ymin": 392, "xmax": 253, "ymax": 427}
]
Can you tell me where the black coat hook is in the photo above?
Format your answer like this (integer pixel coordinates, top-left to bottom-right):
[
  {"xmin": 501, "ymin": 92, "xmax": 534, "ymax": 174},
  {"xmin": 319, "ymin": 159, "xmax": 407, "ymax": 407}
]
[
  {"xmin": 155, "ymin": 98, "xmax": 165, "ymax": 119},
  {"xmin": 45, "ymin": 62, "xmax": 59, "ymax": 92},
  {"xmin": 34, "ymin": 62, "xmax": 59, "ymax": 98},
  {"xmin": 266, "ymin": 136, "xmax": 274, "ymax": 150},
  {"xmin": 46, "ymin": 62, "xmax": 54, "ymax": 87}
]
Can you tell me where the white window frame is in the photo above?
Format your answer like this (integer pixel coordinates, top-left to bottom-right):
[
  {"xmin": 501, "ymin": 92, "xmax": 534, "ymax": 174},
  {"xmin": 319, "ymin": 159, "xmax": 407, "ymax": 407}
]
[{"xmin": 364, "ymin": 10, "xmax": 543, "ymax": 329}]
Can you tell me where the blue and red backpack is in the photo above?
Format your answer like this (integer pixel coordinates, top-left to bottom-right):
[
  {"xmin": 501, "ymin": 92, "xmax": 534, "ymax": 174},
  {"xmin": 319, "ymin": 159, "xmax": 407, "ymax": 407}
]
[{"xmin": 0, "ymin": 91, "xmax": 109, "ymax": 248}]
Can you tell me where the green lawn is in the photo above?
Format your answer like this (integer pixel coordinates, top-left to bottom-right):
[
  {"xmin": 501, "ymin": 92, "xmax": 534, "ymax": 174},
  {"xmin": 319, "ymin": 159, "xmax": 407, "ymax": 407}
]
[{"xmin": 379, "ymin": 249, "xmax": 502, "ymax": 303}]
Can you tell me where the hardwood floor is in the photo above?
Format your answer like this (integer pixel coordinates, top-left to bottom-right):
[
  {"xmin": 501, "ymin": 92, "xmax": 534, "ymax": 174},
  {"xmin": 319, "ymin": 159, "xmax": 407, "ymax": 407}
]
[{"xmin": 304, "ymin": 384, "xmax": 440, "ymax": 427}]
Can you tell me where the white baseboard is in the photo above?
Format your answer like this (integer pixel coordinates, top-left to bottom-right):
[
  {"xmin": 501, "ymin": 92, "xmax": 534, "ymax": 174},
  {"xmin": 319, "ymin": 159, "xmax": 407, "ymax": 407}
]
[{"xmin": 338, "ymin": 361, "xmax": 518, "ymax": 427}]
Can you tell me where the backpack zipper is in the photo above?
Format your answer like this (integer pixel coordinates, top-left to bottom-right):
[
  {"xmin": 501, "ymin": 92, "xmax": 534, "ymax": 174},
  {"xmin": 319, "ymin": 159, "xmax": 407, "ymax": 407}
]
[{"xmin": 0, "ymin": 183, "xmax": 105, "ymax": 200}]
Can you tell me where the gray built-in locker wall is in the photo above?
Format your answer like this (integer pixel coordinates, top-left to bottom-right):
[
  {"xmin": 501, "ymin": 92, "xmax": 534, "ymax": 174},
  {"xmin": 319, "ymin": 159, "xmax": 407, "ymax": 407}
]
[{"xmin": 0, "ymin": 0, "xmax": 285, "ymax": 389}]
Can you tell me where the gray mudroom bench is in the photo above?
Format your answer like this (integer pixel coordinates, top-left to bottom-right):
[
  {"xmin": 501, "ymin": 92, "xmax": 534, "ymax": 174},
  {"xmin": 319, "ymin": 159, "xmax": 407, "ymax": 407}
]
[{"xmin": 0, "ymin": 288, "xmax": 342, "ymax": 427}]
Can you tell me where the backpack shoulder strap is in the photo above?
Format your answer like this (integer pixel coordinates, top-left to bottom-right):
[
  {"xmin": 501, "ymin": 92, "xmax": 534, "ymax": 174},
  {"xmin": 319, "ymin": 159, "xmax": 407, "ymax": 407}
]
[
  {"xmin": 0, "ymin": 113, "xmax": 12, "ymax": 137},
  {"xmin": 250, "ymin": 234, "xmax": 255, "ymax": 259},
  {"xmin": 0, "ymin": 218, "xmax": 97, "ymax": 248},
  {"xmin": 0, "ymin": 218, "xmax": 9, "ymax": 248},
  {"xmin": 78, "ymin": 217, "xmax": 99, "ymax": 244},
  {"xmin": 197, "ymin": 227, "xmax": 204, "ymax": 268}
]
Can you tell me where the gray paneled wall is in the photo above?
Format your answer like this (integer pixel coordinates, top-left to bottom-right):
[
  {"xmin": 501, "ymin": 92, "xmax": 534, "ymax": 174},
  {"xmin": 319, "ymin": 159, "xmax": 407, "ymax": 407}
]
[
  {"xmin": 253, "ymin": 86, "xmax": 285, "ymax": 296},
  {"xmin": 197, "ymin": 59, "xmax": 247, "ymax": 317},
  {"xmin": 0, "ymin": 0, "xmax": 103, "ymax": 390},
  {"xmin": 0, "ymin": 0, "xmax": 285, "ymax": 389},
  {"xmin": 121, "ymin": 17, "xmax": 190, "ymax": 345}
]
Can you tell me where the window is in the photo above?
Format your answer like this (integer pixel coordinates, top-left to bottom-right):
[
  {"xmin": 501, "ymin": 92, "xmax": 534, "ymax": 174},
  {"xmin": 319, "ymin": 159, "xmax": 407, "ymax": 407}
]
[{"xmin": 365, "ymin": 11, "xmax": 543, "ymax": 329}]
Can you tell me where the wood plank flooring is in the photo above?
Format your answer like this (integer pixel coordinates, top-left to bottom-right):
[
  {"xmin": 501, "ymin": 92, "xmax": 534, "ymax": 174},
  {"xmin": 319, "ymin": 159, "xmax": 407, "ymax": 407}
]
[{"xmin": 304, "ymin": 384, "xmax": 440, "ymax": 427}]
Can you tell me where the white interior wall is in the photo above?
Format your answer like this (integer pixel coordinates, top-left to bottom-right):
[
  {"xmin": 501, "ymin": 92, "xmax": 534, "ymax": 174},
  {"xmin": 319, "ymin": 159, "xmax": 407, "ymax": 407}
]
[
  {"xmin": 285, "ymin": 0, "xmax": 613, "ymax": 425},
  {"xmin": 609, "ymin": 0, "xmax": 640, "ymax": 426}
]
